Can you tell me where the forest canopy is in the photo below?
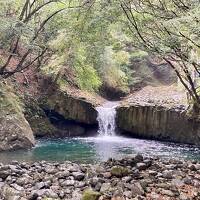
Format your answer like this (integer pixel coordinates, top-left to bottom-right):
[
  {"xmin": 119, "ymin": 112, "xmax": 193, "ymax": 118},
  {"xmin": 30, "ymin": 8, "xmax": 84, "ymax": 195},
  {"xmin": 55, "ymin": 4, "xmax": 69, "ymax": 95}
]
[{"xmin": 0, "ymin": 0, "xmax": 200, "ymax": 104}]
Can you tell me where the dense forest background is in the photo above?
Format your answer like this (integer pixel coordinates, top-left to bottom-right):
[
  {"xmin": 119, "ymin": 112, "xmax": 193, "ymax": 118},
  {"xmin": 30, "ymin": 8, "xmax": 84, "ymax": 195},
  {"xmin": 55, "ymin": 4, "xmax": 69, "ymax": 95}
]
[{"xmin": 0, "ymin": 0, "xmax": 200, "ymax": 104}]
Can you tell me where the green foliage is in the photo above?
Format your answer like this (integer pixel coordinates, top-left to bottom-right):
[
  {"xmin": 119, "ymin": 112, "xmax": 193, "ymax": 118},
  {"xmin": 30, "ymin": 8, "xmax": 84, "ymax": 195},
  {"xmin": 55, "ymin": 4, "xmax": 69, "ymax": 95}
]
[
  {"xmin": 44, "ymin": 3, "xmax": 133, "ymax": 93},
  {"xmin": 121, "ymin": 0, "xmax": 200, "ymax": 104},
  {"xmin": 75, "ymin": 65, "xmax": 102, "ymax": 92},
  {"xmin": 130, "ymin": 51, "xmax": 148, "ymax": 59},
  {"xmin": 0, "ymin": 0, "xmax": 156, "ymax": 95},
  {"xmin": 99, "ymin": 46, "xmax": 129, "ymax": 92}
]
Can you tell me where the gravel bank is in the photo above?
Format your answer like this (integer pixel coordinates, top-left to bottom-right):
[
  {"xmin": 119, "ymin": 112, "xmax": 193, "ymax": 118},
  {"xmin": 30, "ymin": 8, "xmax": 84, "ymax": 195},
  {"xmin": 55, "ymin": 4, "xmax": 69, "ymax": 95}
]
[{"xmin": 0, "ymin": 155, "xmax": 199, "ymax": 200}]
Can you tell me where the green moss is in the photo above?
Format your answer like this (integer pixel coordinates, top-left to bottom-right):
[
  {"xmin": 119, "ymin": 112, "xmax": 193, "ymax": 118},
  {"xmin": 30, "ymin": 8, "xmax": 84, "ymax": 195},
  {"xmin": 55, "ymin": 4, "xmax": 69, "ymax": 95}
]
[
  {"xmin": 82, "ymin": 189, "xmax": 101, "ymax": 200},
  {"xmin": 23, "ymin": 96, "xmax": 57, "ymax": 136},
  {"xmin": 0, "ymin": 83, "xmax": 24, "ymax": 116},
  {"xmin": 111, "ymin": 166, "xmax": 129, "ymax": 177}
]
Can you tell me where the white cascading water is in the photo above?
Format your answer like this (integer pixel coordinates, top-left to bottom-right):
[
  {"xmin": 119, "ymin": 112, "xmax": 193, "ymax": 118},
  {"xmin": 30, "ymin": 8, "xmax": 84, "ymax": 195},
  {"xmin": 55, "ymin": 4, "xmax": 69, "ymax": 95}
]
[{"xmin": 96, "ymin": 102, "xmax": 119, "ymax": 136}]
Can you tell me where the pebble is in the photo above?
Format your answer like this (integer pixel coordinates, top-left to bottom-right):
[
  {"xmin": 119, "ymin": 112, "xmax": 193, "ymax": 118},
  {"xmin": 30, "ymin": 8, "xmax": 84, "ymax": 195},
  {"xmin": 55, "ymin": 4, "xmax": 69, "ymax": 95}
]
[{"xmin": 0, "ymin": 155, "xmax": 198, "ymax": 200}]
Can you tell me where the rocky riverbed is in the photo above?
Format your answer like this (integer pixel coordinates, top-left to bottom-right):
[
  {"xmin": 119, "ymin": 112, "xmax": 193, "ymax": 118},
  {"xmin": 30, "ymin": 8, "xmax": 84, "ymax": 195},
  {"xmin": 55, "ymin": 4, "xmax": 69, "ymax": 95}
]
[{"xmin": 0, "ymin": 155, "xmax": 199, "ymax": 200}]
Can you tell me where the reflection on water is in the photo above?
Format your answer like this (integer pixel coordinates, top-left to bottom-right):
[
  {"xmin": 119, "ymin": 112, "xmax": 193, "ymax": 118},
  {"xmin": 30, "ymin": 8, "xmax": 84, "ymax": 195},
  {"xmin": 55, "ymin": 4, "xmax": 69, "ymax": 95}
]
[{"xmin": 0, "ymin": 136, "xmax": 200, "ymax": 163}]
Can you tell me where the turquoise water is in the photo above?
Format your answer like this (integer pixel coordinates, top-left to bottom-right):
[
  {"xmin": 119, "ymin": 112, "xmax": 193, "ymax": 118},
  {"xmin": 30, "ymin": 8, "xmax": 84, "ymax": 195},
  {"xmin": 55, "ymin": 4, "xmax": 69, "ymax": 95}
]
[{"xmin": 0, "ymin": 136, "xmax": 200, "ymax": 163}]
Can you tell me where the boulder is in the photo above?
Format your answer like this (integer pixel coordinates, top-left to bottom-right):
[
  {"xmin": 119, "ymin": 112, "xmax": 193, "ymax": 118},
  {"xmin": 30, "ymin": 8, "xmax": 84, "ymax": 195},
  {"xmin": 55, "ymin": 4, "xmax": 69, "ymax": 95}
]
[
  {"xmin": 82, "ymin": 189, "xmax": 101, "ymax": 200},
  {"xmin": 111, "ymin": 166, "xmax": 129, "ymax": 178},
  {"xmin": 131, "ymin": 182, "xmax": 145, "ymax": 197},
  {"xmin": 0, "ymin": 83, "xmax": 35, "ymax": 151},
  {"xmin": 72, "ymin": 172, "xmax": 85, "ymax": 181}
]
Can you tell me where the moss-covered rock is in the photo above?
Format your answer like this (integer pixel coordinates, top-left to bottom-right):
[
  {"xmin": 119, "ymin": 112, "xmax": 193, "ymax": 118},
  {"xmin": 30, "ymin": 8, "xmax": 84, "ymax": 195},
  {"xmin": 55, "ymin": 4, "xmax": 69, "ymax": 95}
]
[
  {"xmin": 111, "ymin": 166, "xmax": 129, "ymax": 178},
  {"xmin": 23, "ymin": 96, "xmax": 57, "ymax": 137},
  {"xmin": 82, "ymin": 189, "xmax": 101, "ymax": 200},
  {"xmin": 0, "ymin": 83, "xmax": 35, "ymax": 151}
]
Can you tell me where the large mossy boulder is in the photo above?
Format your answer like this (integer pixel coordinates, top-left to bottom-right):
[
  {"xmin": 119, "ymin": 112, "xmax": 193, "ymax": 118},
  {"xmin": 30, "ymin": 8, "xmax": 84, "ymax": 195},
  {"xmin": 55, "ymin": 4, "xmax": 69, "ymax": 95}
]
[{"xmin": 0, "ymin": 83, "xmax": 35, "ymax": 151}]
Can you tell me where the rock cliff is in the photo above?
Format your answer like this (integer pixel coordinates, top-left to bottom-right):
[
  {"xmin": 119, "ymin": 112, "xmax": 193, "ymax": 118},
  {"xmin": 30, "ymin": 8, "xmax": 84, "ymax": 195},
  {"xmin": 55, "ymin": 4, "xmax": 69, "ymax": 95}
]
[
  {"xmin": 41, "ymin": 89, "xmax": 98, "ymax": 125},
  {"xmin": 117, "ymin": 103, "xmax": 200, "ymax": 146}
]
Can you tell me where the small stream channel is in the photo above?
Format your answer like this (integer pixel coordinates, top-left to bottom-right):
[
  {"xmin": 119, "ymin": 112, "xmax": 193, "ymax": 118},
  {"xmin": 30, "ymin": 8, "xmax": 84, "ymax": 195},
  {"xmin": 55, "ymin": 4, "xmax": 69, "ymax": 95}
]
[{"xmin": 0, "ymin": 102, "xmax": 200, "ymax": 163}]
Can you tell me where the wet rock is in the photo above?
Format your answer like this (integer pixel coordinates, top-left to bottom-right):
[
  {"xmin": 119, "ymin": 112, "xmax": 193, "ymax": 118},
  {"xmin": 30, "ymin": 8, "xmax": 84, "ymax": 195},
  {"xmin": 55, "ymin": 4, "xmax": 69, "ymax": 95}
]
[{"xmin": 43, "ymin": 89, "xmax": 98, "ymax": 125}]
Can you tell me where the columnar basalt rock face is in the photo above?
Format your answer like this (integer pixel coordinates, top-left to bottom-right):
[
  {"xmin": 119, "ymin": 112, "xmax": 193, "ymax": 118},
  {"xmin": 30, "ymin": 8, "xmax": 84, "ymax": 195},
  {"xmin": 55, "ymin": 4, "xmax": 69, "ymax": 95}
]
[
  {"xmin": 116, "ymin": 104, "xmax": 200, "ymax": 146},
  {"xmin": 0, "ymin": 84, "xmax": 35, "ymax": 151},
  {"xmin": 42, "ymin": 90, "xmax": 98, "ymax": 125}
]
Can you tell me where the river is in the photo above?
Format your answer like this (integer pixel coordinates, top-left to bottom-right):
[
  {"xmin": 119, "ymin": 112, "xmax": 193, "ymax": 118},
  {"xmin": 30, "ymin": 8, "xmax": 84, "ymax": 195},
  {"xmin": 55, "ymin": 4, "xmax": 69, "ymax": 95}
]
[{"xmin": 0, "ymin": 101, "xmax": 200, "ymax": 163}]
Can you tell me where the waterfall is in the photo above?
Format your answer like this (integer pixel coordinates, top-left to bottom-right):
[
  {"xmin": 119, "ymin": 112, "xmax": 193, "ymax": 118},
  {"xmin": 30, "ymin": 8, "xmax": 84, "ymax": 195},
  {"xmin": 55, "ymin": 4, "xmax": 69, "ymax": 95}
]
[{"xmin": 96, "ymin": 102, "xmax": 118, "ymax": 136}]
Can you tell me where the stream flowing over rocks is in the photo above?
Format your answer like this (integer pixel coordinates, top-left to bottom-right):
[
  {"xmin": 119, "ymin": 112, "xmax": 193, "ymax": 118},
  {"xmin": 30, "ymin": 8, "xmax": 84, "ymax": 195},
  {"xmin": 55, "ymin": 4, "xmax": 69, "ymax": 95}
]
[{"xmin": 0, "ymin": 155, "xmax": 199, "ymax": 200}]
